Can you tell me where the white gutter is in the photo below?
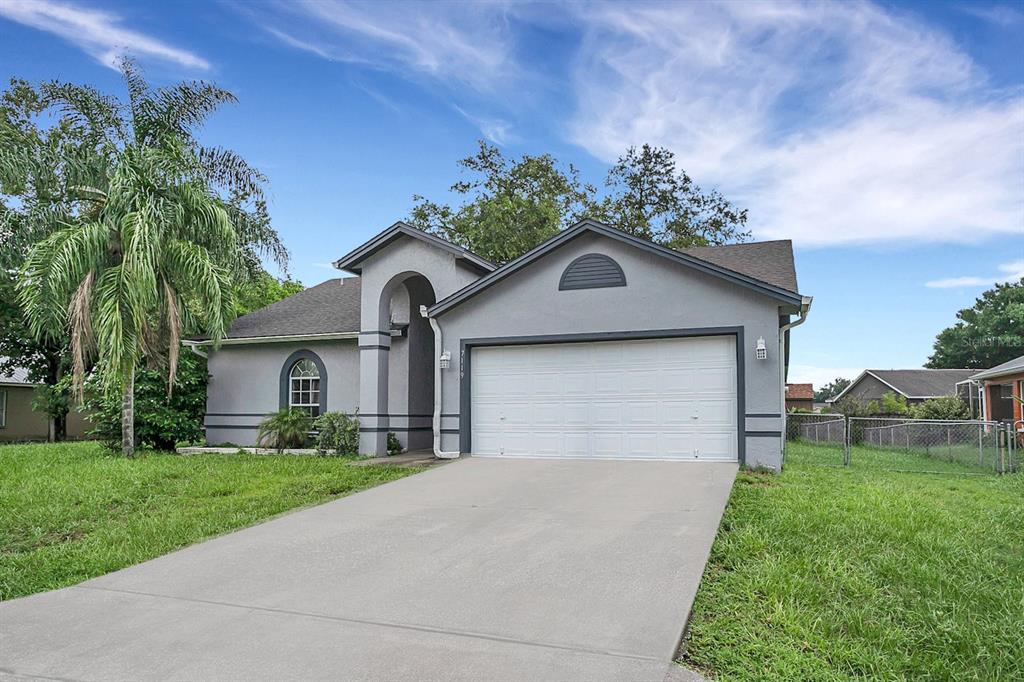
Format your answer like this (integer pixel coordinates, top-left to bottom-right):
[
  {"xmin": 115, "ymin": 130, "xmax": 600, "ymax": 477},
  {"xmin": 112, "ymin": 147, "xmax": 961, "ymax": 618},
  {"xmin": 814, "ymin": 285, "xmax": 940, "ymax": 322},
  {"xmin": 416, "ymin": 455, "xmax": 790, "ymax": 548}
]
[
  {"xmin": 187, "ymin": 330, "xmax": 404, "ymax": 347},
  {"xmin": 420, "ymin": 305, "xmax": 460, "ymax": 459},
  {"xmin": 779, "ymin": 297, "xmax": 813, "ymax": 459}
]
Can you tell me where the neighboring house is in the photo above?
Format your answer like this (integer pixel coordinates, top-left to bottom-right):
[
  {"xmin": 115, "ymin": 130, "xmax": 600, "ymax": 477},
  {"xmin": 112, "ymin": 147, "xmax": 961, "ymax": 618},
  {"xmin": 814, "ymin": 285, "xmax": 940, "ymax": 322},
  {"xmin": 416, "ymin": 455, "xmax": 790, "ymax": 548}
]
[
  {"xmin": 785, "ymin": 383, "xmax": 814, "ymax": 412},
  {"xmin": 188, "ymin": 220, "xmax": 812, "ymax": 471},
  {"xmin": 0, "ymin": 362, "xmax": 92, "ymax": 442},
  {"xmin": 827, "ymin": 368, "xmax": 976, "ymax": 408},
  {"xmin": 969, "ymin": 355, "xmax": 1024, "ymax": 424}
]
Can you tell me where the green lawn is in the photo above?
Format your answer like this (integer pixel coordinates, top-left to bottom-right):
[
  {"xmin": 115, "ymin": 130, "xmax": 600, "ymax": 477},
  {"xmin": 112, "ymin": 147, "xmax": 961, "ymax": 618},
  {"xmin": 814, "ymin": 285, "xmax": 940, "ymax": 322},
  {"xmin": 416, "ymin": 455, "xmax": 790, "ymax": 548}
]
[
  {"xmin": 0, "ymin": 441, "xmax": 415, "ymax": 601},
  {"xmin": 681, "ymin": 441, "xmax": 1024, "ymax": 681}
]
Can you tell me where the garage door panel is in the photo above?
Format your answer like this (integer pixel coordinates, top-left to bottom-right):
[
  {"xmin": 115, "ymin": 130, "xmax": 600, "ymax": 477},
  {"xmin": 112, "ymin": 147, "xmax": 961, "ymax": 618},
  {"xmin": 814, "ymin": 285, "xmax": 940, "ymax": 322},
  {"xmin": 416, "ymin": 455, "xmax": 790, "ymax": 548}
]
[
  {"xmin": 470, "ymin": 336, "xmax": 737, "ymax": 461},
  {"xmin": 697, "ymin": 399, "xmax": 736, "ymax": 425},
  {"xmin": 592, "ymin": 371, "xmax": 622, "ymax": 395},
  {"xmin": 623, "ymin": 370, "xmax": 660, "ymax": 395},
  {"xmin": 591, "ymin": 401, "xmax": 624, "ymax": 426},
  {"xmin": 624, "ymin": 432, "xmax": 659, "ymax": 458},
  {"xmin": 624, "ymin": 400, "xmax": 659, "ymax": 425}
]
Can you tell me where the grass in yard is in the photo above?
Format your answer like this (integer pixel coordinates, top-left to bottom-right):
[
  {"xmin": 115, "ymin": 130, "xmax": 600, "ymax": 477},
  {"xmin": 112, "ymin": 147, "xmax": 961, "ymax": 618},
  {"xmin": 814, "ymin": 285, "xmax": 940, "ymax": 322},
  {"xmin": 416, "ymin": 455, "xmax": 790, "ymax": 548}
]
[
  {"xmin": 0, "ymin": 441, "xmax": 415, "ymax": 601},
  {"xmin": 681, "ymin": 441, "xmax": 1024, "ymax": 681}
]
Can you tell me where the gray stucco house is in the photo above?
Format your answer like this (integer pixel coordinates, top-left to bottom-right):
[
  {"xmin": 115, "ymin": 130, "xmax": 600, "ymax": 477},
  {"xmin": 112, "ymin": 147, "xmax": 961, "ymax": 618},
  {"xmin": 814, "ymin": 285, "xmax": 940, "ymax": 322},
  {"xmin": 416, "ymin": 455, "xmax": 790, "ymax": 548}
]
[
  {"xmin": 189, "ymin": 220, "xmax": 811, "ymax": 470},
  {"xmin": 827, "ymin": 369, "xmax": 976, "ymax": 408}
]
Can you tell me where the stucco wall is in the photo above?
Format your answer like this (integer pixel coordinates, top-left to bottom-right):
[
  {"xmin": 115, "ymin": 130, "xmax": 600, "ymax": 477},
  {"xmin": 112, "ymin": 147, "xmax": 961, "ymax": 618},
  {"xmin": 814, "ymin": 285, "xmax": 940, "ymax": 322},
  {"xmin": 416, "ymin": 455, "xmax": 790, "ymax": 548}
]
[
  {"xmin": 435, "ymin": 231, "xmax": 788, "ymax": 469},
  {"xmin": 844, "ymin": 374, "xmax": 898, "ymax": 406},
  {"xmin": 0, "ymin": 386, "xmax": 91, "ymax": 441},
  {"xmin": 205, "ymin": 340, "xmax": 360, "ymax": 446}
]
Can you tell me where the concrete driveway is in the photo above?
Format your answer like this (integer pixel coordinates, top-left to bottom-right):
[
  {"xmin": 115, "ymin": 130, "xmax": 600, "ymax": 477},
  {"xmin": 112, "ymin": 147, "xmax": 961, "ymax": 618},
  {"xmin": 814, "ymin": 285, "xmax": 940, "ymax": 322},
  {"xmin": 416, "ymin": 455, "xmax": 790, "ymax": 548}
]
[{"xmin": 0, "ymin": 457, "xmax": 736, "ymax": 681}]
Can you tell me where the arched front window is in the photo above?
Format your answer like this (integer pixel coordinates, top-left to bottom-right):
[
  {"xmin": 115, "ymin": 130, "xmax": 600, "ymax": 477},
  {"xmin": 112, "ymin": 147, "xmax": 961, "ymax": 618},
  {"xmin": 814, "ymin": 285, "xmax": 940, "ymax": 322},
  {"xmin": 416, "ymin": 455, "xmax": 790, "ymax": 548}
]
[{"xmin": 289, "ymin": 358, "xmax": 321, "ymax": 417}]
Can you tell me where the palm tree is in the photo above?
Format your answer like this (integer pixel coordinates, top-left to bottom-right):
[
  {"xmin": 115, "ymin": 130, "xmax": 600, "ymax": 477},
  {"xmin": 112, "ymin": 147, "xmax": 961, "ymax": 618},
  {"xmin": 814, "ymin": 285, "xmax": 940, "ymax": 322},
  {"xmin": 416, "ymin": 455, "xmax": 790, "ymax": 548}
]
[{"xmin": 15, "ymin": 61, "xmax": 272, "ymax": 456}]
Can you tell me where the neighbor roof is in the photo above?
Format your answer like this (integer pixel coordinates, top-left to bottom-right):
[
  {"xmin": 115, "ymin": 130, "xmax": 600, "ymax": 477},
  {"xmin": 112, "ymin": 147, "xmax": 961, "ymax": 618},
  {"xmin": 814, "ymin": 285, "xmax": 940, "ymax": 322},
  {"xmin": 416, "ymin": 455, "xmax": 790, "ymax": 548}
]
[
  {"xmin": 430, "ymin": 220, "xmax": 804, "ymax": 316},
  {"xmin": 334, "ymin": 222, "xmax": 496, "ymax": 275},
  {"xmin": 786, "ymin": 383, "xmax": 814, "ymax": 400},
  {"xmin": 831, "ymin": 368, "xmax": 977, "ymax": 402},
  {"xmin": 970, "ymin": 355, "xmax": 1024, "ymax": 381},
  {"xmin": 196, "ymin": 278, "xmax": 362, "ymax": 342},
  {"xmin": 0, "ymin": 360, "xmax": 35, "ymax": 386}
]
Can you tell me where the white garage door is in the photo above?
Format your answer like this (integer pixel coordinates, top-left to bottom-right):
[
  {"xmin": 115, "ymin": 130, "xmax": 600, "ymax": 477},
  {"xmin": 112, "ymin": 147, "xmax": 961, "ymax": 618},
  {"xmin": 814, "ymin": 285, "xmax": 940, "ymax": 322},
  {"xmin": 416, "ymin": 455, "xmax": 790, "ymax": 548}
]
[{"xmin": 470, "ymin": 336, "xmax": 737, "ymax": 460}]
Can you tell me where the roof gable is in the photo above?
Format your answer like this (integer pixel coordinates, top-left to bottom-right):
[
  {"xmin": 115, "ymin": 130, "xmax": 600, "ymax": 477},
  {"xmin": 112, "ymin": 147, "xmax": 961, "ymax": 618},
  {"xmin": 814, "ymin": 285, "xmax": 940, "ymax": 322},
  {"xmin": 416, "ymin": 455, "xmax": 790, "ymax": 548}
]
[
  {"xmin": 831, "ymin": 368, "xmax": 976, "ymax": 401},
  {"xmin": 430, "ymin": 220, "xmax": 803, "ymax": 316},
  {"xmin": 333, "ymin": 222, "xmax": 496, "ymax": 275}
]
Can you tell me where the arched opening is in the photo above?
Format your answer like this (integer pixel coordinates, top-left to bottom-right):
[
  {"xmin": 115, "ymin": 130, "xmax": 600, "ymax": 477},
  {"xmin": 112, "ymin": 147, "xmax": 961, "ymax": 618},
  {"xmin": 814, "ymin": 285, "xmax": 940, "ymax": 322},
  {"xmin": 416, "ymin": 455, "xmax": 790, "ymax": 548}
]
[{"xmin": 378, "ymin": 272, "xmax": 436, "ymax": 452}]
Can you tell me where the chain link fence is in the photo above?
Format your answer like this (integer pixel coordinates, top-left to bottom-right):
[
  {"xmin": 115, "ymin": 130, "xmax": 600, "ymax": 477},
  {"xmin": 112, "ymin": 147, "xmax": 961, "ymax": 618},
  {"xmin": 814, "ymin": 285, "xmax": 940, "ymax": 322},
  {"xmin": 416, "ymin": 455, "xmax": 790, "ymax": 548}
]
[{"xmin": 785, "ymin": 413, "xmax": 1018, "ymax": 475}]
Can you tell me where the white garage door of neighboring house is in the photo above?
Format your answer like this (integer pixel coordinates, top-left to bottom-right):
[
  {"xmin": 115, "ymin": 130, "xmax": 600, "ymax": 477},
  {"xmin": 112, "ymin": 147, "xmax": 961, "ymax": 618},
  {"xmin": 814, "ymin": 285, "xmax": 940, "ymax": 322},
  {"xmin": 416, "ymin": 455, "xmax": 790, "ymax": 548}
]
[{"xmin": 470, "ymin": 336, "xmax": 737, "ymax": 460}]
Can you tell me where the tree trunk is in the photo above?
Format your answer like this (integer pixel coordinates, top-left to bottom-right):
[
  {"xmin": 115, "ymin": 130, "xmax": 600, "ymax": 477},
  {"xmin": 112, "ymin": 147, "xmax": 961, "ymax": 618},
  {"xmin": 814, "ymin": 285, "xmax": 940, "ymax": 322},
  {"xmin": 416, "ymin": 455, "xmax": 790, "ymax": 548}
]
[
  {"xmin": 44, "ymin": 353, "xmax": 68, "ymax": 442},
  {"xmin": 121, "ymin": 374, "xmax": 135, "ymax": 458}
]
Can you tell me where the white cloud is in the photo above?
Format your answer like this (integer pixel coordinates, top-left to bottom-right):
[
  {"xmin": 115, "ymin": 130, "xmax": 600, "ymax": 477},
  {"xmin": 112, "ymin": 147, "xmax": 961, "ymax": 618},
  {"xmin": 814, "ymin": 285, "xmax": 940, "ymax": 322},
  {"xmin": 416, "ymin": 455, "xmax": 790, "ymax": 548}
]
[
  {"xmin": 246, "ymin": 1, "xmax": 517, "ymax": 93},
  {"xmin": 0, "ymin": 0, "xmax": 209, "ymax": 70},
  {"xmin": 454, "ymin": 106, "xmax": 514, "ymax": 145},
  {"xmin": 566, "ymin": 1, "xmax": 1024, "ymax": 247},
  {"xmin": 925, "ymin": 259, "xmax": 1024, "ymax": 288}
]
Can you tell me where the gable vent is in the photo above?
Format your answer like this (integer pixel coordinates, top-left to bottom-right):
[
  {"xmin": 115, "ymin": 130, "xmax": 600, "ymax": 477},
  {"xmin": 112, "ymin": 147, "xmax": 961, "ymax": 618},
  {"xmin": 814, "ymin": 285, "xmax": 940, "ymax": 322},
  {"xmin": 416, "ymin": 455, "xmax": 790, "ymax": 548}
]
[{"xmin": 558, "ymin": 253, "xmax": 627, "ymax": 291}]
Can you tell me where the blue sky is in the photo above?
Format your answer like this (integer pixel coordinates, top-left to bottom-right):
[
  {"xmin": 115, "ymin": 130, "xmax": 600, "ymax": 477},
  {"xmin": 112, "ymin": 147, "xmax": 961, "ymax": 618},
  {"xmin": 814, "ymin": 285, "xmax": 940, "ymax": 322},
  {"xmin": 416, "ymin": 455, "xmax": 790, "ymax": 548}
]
[{"xmin": 1, "ymin": 0, "xmax": 1022, "ymax": 387}]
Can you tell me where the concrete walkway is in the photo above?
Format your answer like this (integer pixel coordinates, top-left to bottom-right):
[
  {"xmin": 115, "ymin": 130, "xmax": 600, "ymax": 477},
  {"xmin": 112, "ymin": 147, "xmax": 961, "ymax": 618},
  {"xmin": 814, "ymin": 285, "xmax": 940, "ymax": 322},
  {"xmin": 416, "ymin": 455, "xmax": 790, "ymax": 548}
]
[{"xmin": 0, "ymin": 457, "xmax": 736, "ymax": 681}]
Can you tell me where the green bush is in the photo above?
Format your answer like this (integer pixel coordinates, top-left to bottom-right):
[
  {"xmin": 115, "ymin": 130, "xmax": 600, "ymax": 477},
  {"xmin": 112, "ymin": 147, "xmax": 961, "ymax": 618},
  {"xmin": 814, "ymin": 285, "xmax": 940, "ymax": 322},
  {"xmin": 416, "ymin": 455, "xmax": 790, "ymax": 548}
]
[
  {"xmin": 312, "ymin": 411, "xmax": 360, "ymax": 455},
  {"xmin": 387, "ymin": 431, "xmax": 402, "ymax": 456},
  {"xmin": 911, "ymin": 394, "xmax": 971, "ymax": 420},
  {"xmin": 879, "ymin": 391, "xmax": 911, "ymax": 415},
  {"xmin": 257, "ymin": 409, "xmax": 312, "ymax": 451},
  {"xmin": 82, "ymin": 353, "xmax": 207, "ymax": 451}
]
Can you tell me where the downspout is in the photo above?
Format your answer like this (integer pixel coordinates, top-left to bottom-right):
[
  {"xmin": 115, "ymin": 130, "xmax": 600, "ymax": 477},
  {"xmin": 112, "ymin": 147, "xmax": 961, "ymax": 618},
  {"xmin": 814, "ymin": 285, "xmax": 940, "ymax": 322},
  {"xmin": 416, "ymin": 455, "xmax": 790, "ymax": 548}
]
[
  {"xmin": 183, "ymin": 340, "xmax": 208, "ymax": 359},
  {"xmin": 779, "ymin": 296, "xmax": 813, "ymax": 463},
  {"xmin": 420, "ymin": 305, "xmax": 460, "ymax": 459}
]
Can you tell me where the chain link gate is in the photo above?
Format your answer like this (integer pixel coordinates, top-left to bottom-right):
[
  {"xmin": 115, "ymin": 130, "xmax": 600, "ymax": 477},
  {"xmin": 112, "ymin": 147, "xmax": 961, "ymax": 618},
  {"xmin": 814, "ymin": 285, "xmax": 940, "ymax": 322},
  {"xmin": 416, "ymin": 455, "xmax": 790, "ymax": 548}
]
[{"xmin": 785, "ymin": 414, "xmax": 1018, "ymax": 475}]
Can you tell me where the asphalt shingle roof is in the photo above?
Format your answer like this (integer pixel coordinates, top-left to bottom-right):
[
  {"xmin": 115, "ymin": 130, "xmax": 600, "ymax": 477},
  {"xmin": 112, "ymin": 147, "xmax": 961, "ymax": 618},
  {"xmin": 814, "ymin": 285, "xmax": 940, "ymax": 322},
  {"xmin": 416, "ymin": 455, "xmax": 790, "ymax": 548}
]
[
  {"xmin": 216, "ymin": 233, "xmax": 800, "ymax": 340},
  {"xmin": 219, "ymin": 278, "xmax": 362, "ymax": 340},
  {"xmin": 869, "ymin": 369, "xmax": 977, "ymax": 397},
  {"xmin": 970, "ymin": 355, "xmax": 1024, "ymax": 381},
  {"xmin": 680, "ymin": 240, "xmax": 798, "ymax": 294}
]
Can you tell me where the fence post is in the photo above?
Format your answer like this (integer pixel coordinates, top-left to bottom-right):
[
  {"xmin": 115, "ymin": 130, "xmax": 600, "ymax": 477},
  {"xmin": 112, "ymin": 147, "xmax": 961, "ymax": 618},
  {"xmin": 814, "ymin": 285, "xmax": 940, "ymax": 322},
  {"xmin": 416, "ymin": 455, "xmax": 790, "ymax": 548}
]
[
  {"xmin": 844, "ymin": 416, "xmax": 851, "ymax": 466},
  {"xmin": 978, "ymin": 424, "xmax": 984, "ymax": 467}
]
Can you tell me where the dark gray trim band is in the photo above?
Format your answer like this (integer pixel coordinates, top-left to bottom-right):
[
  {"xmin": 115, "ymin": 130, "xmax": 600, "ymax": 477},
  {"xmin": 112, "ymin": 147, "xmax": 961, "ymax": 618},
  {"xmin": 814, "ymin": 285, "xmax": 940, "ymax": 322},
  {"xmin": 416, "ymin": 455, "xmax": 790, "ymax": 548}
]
[
  {"xmin": 359, "ymin": 426, "xmax": 433, "ymax": 433},
  {"xmin": 359, "ymin": 345, "xmax": 391, "ymax": 351},
  {"xmin": 430, "ymin": 220, "xmax": 801, "ymax": 316},
  {"xmin": 205, "ymin": 413, "xmax": 269, "ymax": 418},
  {"xmin": 746, "ymin": 413, "xmax": 782, "ymax": 418},
  {"xmin": 746, "ymin": 431, "xmax": 783, "ymax": 437},
  {"xmin": 205, "ymin": 424, "xmax": 259, "ymax": 430},
  {"xmin": 279, "ymin": 349, "xmax": 328, "ymax": 415},
  {"xmin": 360, "ymin": 413, "xmax": 434, "ymax": 418},
  {"xmin": 459, "ymin": 327, "xmax": 746, "ymax": 465},
  {"xmin": 441, "ymin": 428, "xmax": 460, "ymax": 434},
  {"xmin": 559, "ymin": 253, "xmax": 627, "ymax": 290}
]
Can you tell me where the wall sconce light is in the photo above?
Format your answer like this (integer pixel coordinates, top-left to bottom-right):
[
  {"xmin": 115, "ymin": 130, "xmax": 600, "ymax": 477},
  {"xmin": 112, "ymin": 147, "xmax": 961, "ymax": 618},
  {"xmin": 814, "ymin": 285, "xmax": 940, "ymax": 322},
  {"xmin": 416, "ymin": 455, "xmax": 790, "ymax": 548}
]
[
  {"xmin": 755, "ymin": 337, "xmax": 767, "ymax": 360},
  {"xmin": 439, "ymin": 350, "xmax": 451, "ymax": 370}
]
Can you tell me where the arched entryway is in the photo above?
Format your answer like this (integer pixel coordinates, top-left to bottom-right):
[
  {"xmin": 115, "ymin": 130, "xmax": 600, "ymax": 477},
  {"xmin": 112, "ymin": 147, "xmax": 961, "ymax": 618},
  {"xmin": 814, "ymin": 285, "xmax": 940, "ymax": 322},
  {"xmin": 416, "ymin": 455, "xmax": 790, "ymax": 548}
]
[{"xmin": 358, "ymin": 271, "xmax": 436, "ymax": 454}]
